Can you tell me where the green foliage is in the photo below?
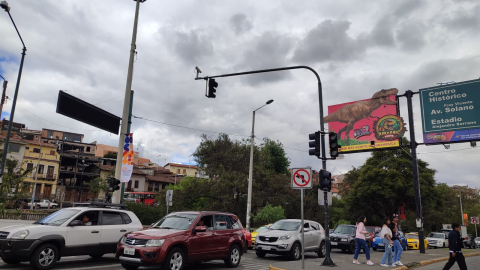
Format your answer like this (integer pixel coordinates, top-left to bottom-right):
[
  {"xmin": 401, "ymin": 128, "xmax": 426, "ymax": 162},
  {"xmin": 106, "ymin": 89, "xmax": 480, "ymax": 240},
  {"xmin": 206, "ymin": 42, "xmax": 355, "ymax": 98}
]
[
  {"xmin": 84, "ymin": 177, "xmax": 108, "ymax": 198},
  {"xmin": 125, "ymin": 202, "xmax": 165, "ymax": 225},
  {"xmin": 334, "ymin": 219, "xmax": 350, "ymax": 227},
  {"xmin": 0, "ymin": 157, "xmax": 32, "ymax": 214},
  {"xmin": 261, "ymin": 139, "xmax": 290, "ymax": 175},
  {"xmin": 253, "ymin": 203, "xmax": 286, "ymax": 224},
  {"xmin": 103, "ymin": 152, "xmax": 117, "ymax": 159}
]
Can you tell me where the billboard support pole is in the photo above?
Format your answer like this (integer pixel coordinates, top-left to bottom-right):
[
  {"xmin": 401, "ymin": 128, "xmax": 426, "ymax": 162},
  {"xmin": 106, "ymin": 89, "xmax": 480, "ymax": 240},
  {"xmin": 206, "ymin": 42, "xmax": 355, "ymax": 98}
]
[
  {"xmin": 405, "ymin": 90, "xmax": 425, "ymax": 254},
  {"xmin": 120, "ymin": 90, "xmax": 134, "ymax": 204}
]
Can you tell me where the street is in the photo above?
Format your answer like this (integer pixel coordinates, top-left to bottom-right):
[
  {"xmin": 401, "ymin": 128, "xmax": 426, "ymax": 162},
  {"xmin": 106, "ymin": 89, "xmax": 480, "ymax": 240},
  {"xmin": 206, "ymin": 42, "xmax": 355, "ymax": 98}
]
[{"xmin": 416, "ymin": 255, "xmax": 480, "ymax": 270}]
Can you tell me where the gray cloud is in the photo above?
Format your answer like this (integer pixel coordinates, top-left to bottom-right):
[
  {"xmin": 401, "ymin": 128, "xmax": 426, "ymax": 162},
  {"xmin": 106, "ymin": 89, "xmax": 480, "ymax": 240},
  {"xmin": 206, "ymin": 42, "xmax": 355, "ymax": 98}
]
[
  {"xmin": 442, "ymin": 5, "xmax": 480, "ymax": 31},
  {"xmin": 229, "ymin": 13, "xmax": 253, "ymax": 35},
  {"xmin": 174, "ymin": 30, "xmax": 214, "ymax": 65},
  {"xmin": 292, "ymin": 20, "xmax": 367, "ymax": 64},
  {"xmin": 395, "ymin": 20, "xmax": 426, "ymax": 52},
  {"xmin": 368, "ymin": 16, "xmax": 395, "ymax": 47},
  {"xmin": 393, "ymin": 0, "xmax": 425, "ymax": 17}
]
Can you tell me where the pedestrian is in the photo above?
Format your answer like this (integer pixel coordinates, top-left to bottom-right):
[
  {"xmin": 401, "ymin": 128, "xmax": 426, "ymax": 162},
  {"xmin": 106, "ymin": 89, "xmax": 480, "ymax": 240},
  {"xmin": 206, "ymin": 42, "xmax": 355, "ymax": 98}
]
[
  {"xmin": 442, "ymin": 223, "xmax": 467, "ymax": 270},
  {"xmin": 380, "ymin": 217, "xmax": 394, "ymax": 267},
  {"xmin": 353, "ymin": 215, "xmax": 374, "ymax": 265},
  {"xmin": 391, "ymin": 214, "xmax": 403, "ymax": 266}
]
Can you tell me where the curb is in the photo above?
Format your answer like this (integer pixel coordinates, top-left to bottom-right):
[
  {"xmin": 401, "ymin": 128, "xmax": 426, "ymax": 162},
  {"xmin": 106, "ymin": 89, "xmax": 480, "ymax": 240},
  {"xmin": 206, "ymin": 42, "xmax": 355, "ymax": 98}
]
[
  {"xmin": 391, "ymin": 251, "xmax": 480, "ymax": 270},
  {"xmin": 270, "ymin": 252, "xmax": 480, "ymax": 270}
]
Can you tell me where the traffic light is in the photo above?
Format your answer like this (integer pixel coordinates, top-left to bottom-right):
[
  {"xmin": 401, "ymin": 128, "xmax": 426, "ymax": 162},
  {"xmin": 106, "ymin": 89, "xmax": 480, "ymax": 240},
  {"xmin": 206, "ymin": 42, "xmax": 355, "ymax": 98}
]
[
  {"xmin": 112, "ymin": 179, "xmax": 120, "ymax": 192},
  {"xmin": 309, "ymin": 131, "xmax": 321, "ymax": 157},
  {"xmin": 207, "ymin": 79, "xmax": 218, "ymax": 98},
  {"xmin": 329, "ymin": 132, "xmax": 339, "ymax": 158},
  {"xmin": 319, "ymin": 169, "xmax": 332, "ymax": 191}
]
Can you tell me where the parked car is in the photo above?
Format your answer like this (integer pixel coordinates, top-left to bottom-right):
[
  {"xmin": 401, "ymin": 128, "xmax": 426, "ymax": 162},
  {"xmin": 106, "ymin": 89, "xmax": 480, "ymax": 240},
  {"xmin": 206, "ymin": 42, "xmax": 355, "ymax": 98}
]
[
  {"xmin": 463, "ymin": 234, "xmax": 476, "ymax": 249},
  {"xmin": 475, "ymin": 237, "xmax": 480, "ymax": 248},
  {"xmin": 0, "ymin": 202, "xmax": 143, "ymax": 270},
  {"xmin": 365, "ymin": 226, "xmax": 381, "ymax": 247},
  {"xmin": 251, "ymin": 224, "xmax": 271, "ymax": 245},
  {"xmin": 329, "ymin": 225, "xmax": 362, "ymax": 254},
  {"xmin": 242, "ymin": 229, "xmax": 252, "ymax": 252},
  {"xmin": 27, "ymin": 199, "xmax": 58, "ymax": 209},
  {"xmin": 372, "ymin": 231, "xmax": 407, "ymax": 251},
  {"xmin": 427, "ymin": 232, "xmax": 449, "ymax": 249},
  {"xmin": 406, "ymin": 233, "xmax": 429, "ymax": 250},
  {"xmin": 116, "ymin": 211, "xmax": 245, "ymax": 270},
  {"xmin": 255, "ymin": 219, "xmax": 326, "ymax": 260}
]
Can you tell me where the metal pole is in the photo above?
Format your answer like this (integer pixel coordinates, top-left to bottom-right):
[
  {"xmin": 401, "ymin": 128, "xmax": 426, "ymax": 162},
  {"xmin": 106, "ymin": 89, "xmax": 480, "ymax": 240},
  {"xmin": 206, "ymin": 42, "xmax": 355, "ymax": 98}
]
[
  {"xmin": 166, "ymin": 200, "xmax": 169, "ymax": 215},
  {"xmin": 301, "ymin": 188, "xmax": 305, "ymax": 269},
  {"xmin": 405, "ymin": 90, "xmax": 425, "ymax": 254},
  {"xmin": 113, "ymin": 0, "xmax": 143, "ymax": 203},
  {"xmin": 246, "ymin": 110, "xmax": 255, "ymax": 232},
  {"xmin": 120, "ymin": 90, "xmax": 134, "ymax": 204},
  {"xmin": 459, "ymin": 190, "xmax": 464, "ymax": 225},
  {"xmin": 475, "ymin": 224, "xmax": 477, "ymax": 238},
  {"xmin": 30, "ymin": 136, "xmax": 42, "ymax": 210},
  {"xmin": 0, "ymin": 77, "xmax": 7, "ymax": 114}
]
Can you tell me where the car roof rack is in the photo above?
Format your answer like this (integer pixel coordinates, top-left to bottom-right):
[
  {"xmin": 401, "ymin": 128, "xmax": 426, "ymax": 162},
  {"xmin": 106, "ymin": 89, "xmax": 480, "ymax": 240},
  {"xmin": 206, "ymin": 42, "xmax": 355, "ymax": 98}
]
[{"xmin": 72, "ymin": 202, "xmax": 127, "ymax": 209}]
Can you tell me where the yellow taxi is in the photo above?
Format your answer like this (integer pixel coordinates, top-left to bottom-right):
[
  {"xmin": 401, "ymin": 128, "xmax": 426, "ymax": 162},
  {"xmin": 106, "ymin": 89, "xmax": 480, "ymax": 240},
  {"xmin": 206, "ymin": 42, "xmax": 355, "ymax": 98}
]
[
  {"xmin": 406, "ymin": 233, "xmax": 429, "ymax": 250},
  {"xmin": 251, "ymin": 224, "xmax": 272, "ymax": 244}
]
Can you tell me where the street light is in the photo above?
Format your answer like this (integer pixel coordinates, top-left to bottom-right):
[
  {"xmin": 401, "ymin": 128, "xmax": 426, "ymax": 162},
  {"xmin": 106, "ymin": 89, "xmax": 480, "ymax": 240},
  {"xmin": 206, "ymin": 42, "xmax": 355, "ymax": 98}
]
[
  {"xmin": 246, "ymin": 99, "xmax": 274, "ymax": 232},
  {"xmin": 0, "ymin": 0, "xmax": 27, "ymax": 177},
  {"xmin": 0, "ymin": 75, "xmax": 7, "ymax": 114},
  {"xmin": 157, "ymin": 155, "xmax": 161, "ymax": 167}
]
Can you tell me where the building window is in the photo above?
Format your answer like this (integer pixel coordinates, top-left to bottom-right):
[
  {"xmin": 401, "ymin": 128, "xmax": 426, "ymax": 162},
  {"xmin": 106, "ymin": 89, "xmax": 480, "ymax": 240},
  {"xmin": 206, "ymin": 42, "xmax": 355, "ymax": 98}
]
[
  {"xmin": 86, "ymin": 147, "xmax": 91, "ymax": 152},
  {"xmin": 25, "ymin": 146, "xmax": 29, "ymax": 150},
  {"xmin": 8, "ymin": 143, "xmax": 21, "ymax": 153},
  {"xmin": 33, "ymin": 148, "xmax": 41, "ymax": 153},
  {"xmin": 134, "ymin": 181, "xmax": 139, "ymax": 188},
  {"xmin": 26, "ymin": 163, "xmax": 34, "ymax": 173},
  {"xmin": 177, "ymin": 169, "xmax": 180, "ymax": 174},
  {"xmin": 154, "ymin": 182, "xmax": 160, "ymax": 191},
  {"xmin": 50, "ymin": 150, "xmax": 55, "ymax": 155},
  {"xmin": 63, "ymin": 133, "xmax": 81, "ymax": 142},
  {"xmin": 37, "ymin": 164, "xmax": 45, "ymax": 174},
  {"xmin": 183, "ymin": 169, "xmax": 187, "ymax": 174},
  {"xmin": 47, "ymin": 130, "xmax": 53, "ymax": 138}
]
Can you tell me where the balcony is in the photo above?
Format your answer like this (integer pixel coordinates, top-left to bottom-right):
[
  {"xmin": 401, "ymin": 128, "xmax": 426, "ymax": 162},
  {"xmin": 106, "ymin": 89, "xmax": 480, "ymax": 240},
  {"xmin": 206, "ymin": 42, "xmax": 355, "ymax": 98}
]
[
  {"xmin": 30, "ymin": 173, "xmax": 57, "ymax": 181},
  {"xmin": 24, "ymin": 151, "xmax": 59, "ymax": 161}
]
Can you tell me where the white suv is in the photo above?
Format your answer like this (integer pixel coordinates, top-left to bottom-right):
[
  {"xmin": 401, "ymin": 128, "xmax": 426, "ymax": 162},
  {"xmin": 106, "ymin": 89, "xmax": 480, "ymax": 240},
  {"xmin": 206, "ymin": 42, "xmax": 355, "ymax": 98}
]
[{"xmin": 0, "ymin": 203, "xmax": 143, "ymax": 270}]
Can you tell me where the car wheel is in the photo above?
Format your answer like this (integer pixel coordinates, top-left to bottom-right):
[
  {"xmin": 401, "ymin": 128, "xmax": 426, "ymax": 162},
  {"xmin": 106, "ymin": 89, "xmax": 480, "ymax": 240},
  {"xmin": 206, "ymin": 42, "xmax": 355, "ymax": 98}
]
[
  {"xmin": 256, "ymin": 251, "xmax": 266, "ymax": 258},
  {"xmin": 163, "ymin": 247, "xmax": 184, "ymax": 270},
  {"xmin": 121, "ymin": 263, "xmax": 139, "ymax": 270},
  {"xmin": 372, "ymin": 248, "xmax": 377, "ymax": 251},
  {"xmin": 1, "ymin": 258, "xmax": 21, "ymax": 264},
  {"xmin": 51, "ymin": 206, "xmax": 56, "ymax": 209},
  {"xmin": 348, "ymin": 241, "xmax": 356, "ymax": 254},
  {"xmin": 289, "ymin": 243, "xmax": 301, "ymax": 261},
  {"xmin": 443, "ymin": 242, "xmax": 446, "ymax": 248},
  {"xmin": 30, "ymin": 243, "xmax": 58, "ymax": 270},
  {"xmin": 224, "ymin": 244, "xmax": 242, "ymax": 268},
  {"xmin": 318, "ymin": 241, "xmax": 326, "ymax": 258},
  {"xmin": 89, "ymin": 254, "xmax": 104, "ymax": 259}
]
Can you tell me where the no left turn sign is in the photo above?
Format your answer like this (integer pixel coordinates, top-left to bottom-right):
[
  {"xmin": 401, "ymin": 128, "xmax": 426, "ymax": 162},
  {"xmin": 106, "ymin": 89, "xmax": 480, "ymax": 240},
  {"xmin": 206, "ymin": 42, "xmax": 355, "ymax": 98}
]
[
  {"xmin": 291, "ymin": 168, "xmax": 312, "ymax": 189},
  {"xmin": 471, "ymin": 216, "xmax": 479, "ymax": 224}
]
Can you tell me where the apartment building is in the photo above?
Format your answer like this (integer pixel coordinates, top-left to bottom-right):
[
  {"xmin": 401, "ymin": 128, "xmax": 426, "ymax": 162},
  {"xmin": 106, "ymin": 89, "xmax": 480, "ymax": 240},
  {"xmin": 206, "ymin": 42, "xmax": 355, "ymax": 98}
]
[{"xmin": 164, "ymin": 163, "xmax": 198, "ymax": 177}]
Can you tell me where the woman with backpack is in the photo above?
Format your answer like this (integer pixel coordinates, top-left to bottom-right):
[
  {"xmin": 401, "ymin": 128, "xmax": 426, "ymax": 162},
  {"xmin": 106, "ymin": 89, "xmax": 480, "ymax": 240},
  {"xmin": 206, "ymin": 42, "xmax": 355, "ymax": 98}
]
[
  {"xmin": 353, "ymin": 215, "xmax": 374, "ymax": 265},
  {"xmin": 380, "ymin": 217, "xmax": 394, "ymax": 267}
]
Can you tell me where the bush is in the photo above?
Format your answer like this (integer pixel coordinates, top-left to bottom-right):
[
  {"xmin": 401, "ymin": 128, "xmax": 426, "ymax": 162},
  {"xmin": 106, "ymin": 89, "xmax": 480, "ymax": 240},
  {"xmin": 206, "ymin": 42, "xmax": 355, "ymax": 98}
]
[
  {"xmin": 126, "ymin": 202, "xmax": 166, "ymax": 225},
  {"xmin": 253, "ymin": 203, "xmax": 286, "ymax": 226}
]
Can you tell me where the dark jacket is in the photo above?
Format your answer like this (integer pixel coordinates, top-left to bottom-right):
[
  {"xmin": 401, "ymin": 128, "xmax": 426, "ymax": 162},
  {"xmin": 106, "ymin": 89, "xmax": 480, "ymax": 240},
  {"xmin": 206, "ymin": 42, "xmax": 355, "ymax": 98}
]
[{"xmin": 448, "ymin": 229, "xmax": 462, "ymax": 253}]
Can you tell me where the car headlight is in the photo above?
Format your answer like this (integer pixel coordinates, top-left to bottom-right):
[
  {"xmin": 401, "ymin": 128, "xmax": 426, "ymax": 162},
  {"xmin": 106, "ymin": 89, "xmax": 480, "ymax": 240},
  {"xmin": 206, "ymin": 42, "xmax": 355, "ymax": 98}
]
[
  {"xmin": 10, "ymin": 230, "xmax": 29, "ymax": 240},
  {"xmin": 120, "ymin": 236, "xmax": 126, "ymax": 244},
  {"xmin": 146, "ymin": 239, "xmax": 165, "ymax": 247},
  {"xmin": 279, "ymin": 235, "xmax": 292, "ymax": 240},
  {"xmin": 340, "ymin": 238, "xmax": 348, "ymax": 242}
]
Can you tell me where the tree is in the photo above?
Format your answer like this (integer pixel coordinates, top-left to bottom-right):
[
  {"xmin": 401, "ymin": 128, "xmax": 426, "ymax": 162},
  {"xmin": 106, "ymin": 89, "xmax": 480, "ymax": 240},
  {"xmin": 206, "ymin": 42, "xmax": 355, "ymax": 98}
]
[
  {"xmin": 261, "ymin": 139, "xmax": 291, "ymax": 176},
  {"xmin": 0, "ymin": 157, "xmax": 32, "ymax": 212},
  {"xmin": 84, "ymin": 177, "xmax": 108, "ymax": 199},
  {"xmin": 253, "ymin": 203, "xmax": 286, "ymax": 224},
  {"xmin": 103, "ymin": 152, "xmax": 117, "ymax": 159}
]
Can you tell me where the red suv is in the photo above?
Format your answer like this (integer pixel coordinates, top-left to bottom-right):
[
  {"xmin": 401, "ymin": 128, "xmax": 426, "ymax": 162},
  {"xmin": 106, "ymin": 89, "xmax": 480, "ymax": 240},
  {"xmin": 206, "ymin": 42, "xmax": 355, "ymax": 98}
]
[{"xmin": 116, "ymin": 211, "xmax": 245, "ymax": 270}]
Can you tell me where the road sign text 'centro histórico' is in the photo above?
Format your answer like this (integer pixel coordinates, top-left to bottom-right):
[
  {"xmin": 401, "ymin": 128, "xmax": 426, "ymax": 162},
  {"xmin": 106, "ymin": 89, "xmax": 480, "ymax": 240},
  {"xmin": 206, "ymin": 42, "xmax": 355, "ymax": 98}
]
[{"xmin": 420, "ymin": 79, "xmax": 480, "ymax": 144}]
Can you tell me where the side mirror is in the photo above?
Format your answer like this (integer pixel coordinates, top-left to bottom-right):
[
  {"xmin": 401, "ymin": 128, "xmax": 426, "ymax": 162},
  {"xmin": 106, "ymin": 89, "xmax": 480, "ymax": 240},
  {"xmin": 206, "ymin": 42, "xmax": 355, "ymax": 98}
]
[
  {"xmin": 69, "ymin": 220, "xmax": 83, "ymax": 227},
  {"xmin": 195, "ymin": 226, "xmax": 207, "ymax": 232}
]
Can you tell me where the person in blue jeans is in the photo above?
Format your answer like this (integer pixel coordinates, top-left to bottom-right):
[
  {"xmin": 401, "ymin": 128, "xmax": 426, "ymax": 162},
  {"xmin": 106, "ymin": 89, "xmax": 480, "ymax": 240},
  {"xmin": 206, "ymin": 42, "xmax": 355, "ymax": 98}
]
[
  {"xmin": 391, "ymin": 215, "xmax": 403, "ymax": 266},
  {"xmin": 353, "ymin": 215, "xmax": 374, "ymax": 265},
  {"xmin": 380, "ymin": 217, "xmax": 394, "ymax": 267}
]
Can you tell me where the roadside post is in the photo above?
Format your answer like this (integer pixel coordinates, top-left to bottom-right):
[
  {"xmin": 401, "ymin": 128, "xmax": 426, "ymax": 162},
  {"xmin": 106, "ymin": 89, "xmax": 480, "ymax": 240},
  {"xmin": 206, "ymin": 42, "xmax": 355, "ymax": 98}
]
[
  {"xmin": 166, "ymin": 190, "xmax": 173, "ymax": 215},
  {"xmin": 471, "ymin": 217, "xmax": 479, "ymax": 238},
  {"xmin": 292, "ymin": 168, "xmax": 312, "ymax": 270}
]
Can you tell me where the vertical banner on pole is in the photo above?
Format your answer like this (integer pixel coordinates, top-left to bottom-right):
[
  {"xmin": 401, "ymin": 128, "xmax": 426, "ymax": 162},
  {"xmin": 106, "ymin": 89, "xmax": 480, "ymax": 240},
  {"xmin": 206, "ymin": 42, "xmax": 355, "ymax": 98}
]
[{"xmin": 120, "ymin": 133, "xmax": 134, "ymax": 183}]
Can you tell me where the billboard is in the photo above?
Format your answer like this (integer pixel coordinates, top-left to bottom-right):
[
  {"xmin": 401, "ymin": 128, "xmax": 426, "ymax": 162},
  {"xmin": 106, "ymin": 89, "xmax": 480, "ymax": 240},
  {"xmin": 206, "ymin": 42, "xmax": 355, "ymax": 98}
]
[
  {"xmin": 324, "ymin": 88, "xmax": 404, "ymax": 153},
  {"xmin": 419, "ymin": 79, "xmax": 480, "ymax": 144}
]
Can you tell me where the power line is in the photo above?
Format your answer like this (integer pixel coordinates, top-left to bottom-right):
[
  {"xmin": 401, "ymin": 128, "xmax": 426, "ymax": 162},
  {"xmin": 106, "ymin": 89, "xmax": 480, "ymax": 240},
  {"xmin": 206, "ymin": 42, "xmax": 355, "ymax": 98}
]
[
  {"xmin": 94, "ymin": 95, "xmax": 124, "ymax": 105},
  {"xmin": 418, "ymin": 147, "xmax": 478, "ymax": 154}
]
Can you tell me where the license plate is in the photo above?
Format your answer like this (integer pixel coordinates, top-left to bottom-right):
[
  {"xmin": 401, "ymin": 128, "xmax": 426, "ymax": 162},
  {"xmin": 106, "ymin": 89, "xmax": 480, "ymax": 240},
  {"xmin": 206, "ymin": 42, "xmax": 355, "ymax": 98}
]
[
  {"xmin": 331, "ymin": 242, "xmax": 337, "ymax": 246},
  {"xmin": 261, "ymin": 246, "xmax": 271, "ymax": 250},
  {"xmin": 124, "ymin": 247, "xmax": 135, "ymax": 255},
  {"xmin": 378, "ymin": 243, "xmax": 384, "ymax": 246}
]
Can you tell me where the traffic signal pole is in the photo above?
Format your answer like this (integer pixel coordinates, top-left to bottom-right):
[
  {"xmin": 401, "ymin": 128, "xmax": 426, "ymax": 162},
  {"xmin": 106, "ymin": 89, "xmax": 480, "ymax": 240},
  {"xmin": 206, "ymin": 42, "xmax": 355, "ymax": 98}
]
[
  {"xmin": 196, "ymin": 66, "xmax": 335, "ymax": 266},
  {"xmin": 120, "ymin": 90, "xmax": 134, "ymax": 204}
]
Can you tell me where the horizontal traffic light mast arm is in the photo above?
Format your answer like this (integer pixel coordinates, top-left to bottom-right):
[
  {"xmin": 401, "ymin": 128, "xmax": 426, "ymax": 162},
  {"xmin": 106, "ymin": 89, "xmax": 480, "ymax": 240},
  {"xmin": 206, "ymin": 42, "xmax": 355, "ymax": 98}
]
[{"xmin": 195, "ymin": 65, "xmax": 320, "ymax": 82}]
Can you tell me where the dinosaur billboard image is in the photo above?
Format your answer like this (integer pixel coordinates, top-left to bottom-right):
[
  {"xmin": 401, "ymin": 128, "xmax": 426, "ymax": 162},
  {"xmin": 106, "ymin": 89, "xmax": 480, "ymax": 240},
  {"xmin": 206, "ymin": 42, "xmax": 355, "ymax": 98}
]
[{"xmin": 325, "ymin": 88, "xmax": 404, "ymax": 153}]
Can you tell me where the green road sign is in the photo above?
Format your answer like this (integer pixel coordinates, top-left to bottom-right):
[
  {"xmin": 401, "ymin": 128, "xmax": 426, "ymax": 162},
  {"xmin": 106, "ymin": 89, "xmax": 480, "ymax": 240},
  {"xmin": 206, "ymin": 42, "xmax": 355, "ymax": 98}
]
[{"xmin": 419, "ymin": 79, "xmax": 480, "ymax": 134}]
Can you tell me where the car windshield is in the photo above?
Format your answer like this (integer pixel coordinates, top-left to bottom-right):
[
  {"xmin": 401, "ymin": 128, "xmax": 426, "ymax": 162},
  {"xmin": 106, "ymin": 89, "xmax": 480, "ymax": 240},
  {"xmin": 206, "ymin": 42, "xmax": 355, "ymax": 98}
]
[
  {"xmin": 152, "ymin": 214, "xmax": 198, "ymax": 230},
  {"xmin": 429, "ymin": 233, "xmax": 444, "ymax": 238},
  {"xmin": 406, "ymin": 234, "xmax": 418, "ymax": 239},
  {"xmin": 334, "ymin": 226, "xmax": 355, "ymax": 235},
  {"xmin": 34, "ymin": 209, "xmax": 81, "ymax": 226},
  {"xmin": 270, "ymin": 221, "xmax": 300, "ymax": 231},
  {"xmin": 365, "ymin": 227, "xmax": 375, "ymax": 233},
  {"xmin": 256, "ymin": 226, "xmax": 269, "ymax": 233}
]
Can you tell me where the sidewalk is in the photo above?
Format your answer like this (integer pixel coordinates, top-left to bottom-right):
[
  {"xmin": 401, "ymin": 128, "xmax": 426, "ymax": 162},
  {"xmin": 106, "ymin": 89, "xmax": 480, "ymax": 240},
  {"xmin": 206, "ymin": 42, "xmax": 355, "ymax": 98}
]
[{"xmin": 269, "ymin": 249, "xmax": 480, "ymax": 270}]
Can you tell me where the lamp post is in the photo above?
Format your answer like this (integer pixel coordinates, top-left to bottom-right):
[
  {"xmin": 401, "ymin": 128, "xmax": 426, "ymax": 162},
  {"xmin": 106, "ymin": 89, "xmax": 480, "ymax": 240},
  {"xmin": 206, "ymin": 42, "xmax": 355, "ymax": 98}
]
[
  {"xmin": 0, "ymin": 1, "xmax": 27, "ymax": 177},
  {"xmin": 246, "ymin": 99, "xmax": 273, "ymax": 232},
  {"xmin": 458, "ymin": 189, "xmax": 464, "ymax": 225},
  {"xmin": 0, "ymin": 75, "xmax": 7, "ymax": 114},
  {"xmin": 157, "ymin": 155, "xmax": 161, "ymax": 167}
]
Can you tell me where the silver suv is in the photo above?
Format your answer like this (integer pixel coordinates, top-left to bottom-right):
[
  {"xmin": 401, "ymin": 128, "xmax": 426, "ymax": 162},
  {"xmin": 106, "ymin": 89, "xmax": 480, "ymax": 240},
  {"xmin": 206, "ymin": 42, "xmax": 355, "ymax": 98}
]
[{"xmin": 254, "ymin": 219, "xmax": 326, "ymax": 260}]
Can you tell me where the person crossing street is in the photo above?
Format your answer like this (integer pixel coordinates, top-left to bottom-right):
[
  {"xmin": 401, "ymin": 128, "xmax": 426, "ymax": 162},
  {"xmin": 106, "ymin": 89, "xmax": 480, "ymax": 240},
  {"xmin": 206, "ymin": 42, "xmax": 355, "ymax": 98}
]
[{"xmin": 442, "ymin": 223, "xmax": 467, "ymax": 270}]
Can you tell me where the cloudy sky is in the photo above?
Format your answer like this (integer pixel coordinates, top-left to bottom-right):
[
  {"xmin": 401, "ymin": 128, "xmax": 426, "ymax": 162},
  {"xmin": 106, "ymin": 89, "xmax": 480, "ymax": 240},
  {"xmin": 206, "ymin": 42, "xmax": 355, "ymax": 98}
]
[{"xmin": 1, "ymin": 0, "xmax": 479, "ymax": 188}]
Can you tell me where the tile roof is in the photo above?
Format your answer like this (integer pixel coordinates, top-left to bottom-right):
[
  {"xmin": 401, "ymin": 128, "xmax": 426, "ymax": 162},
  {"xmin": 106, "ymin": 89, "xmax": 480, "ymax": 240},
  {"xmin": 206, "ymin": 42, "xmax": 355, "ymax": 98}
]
[
  {"xmin": 145, "ymin": 175, "xmax": 177, "ymax": 184},
  {"xmin": 133, "ymin": 168, "xmax": 148, "ymax": 175},
  {"xmin": 165, "ymin": 163, "xmax": 198, "ymax": 169},
  {"xmin": 100, "ymin": 165, "xmax": 115, "ymax": 171}
]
